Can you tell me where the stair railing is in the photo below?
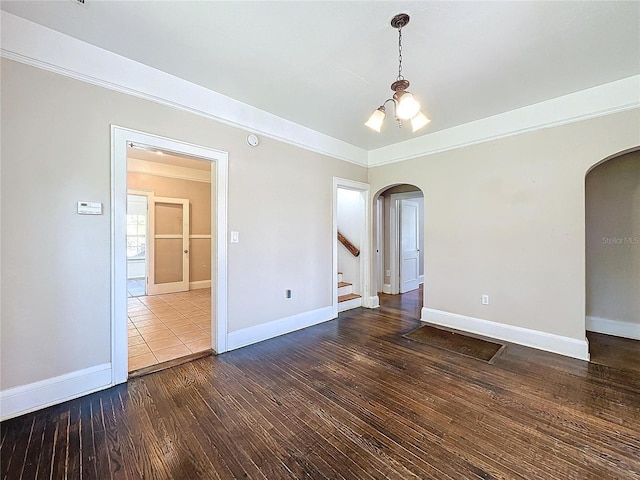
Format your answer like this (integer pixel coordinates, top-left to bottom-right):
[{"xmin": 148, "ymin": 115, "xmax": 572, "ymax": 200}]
[{"xmin": 337, "ymin": 231, "xmax": 360, "ymax": 257}]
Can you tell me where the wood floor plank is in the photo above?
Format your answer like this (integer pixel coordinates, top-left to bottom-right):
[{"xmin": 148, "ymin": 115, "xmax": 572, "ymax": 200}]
[
  {"xmin": 79, "ymin": 399, "xmax": 98, "ymax": 480},
  {"xmin": 19, "ymin": 411, "xmax": 47, "ymax": 480},
  {"xmin": 2, "ymin": 288, "xmax": 640, "ymax": 479},
  {"xmin": 65, "ymin": 401, "xmax": 82, "ymax": 480},
  {"xmin": 49, "ymin": 407, "xmax": 70, "ymax": 480}
]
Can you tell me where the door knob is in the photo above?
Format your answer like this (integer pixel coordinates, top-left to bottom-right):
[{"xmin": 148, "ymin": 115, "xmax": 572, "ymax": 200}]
[{"xmin": 184, "ymin": 249, "xmax": 189, "ymax": 254}]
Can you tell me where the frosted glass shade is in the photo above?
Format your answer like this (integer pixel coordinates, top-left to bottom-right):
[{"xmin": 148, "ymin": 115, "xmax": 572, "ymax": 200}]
[
  {"xmin": 411, "ymin": 111, "xmax": 431, "ymax": 132},
  {"xmin": 395, "ymin": 91, "xmax": 420, "ymax": 120},
  {"xmin": 365, "ymin": 108, "xmax": 386, "ymax": 132}
]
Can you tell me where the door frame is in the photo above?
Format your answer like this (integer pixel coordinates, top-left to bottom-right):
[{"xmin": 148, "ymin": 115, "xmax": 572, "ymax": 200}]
[
  {"xmin": 332, "ymin": 177, "xmax": 375, "ymax": 318},
  {"xmin": 389, "ymin": 191, "xmax": 424, "ymax": 295},
  {"xmin": 375, "ymin": 196, "xmax": 384, "ymax": 294},
  {"xmin": 111, "ymin": 126, "xmax": 228, "ymax": 385}
]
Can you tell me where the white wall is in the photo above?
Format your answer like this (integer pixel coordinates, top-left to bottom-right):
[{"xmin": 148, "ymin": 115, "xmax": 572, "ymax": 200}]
[
  {"xmin": 1, "ymin": 56, "xmax": 638, "ymax": 416},
  {"xmin": 0, "ymin": 58, "xmax": 367, "ymax": 393},
  {"xmin": 369, "ymin": 108, "xmax": 640, "ymax": 355},
  {"xmin": 586, "ymin": 150, "xmax": 640, "ymax": 337},
  {"xmin": 337, "ymin": 188, "xmax": 363, "ymax": 293}
]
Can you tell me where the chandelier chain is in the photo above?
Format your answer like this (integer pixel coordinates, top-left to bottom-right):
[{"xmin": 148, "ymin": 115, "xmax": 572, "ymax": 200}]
[{"xmin": 397, "ymin": 26, "xmax": 404, "ymax": 80}]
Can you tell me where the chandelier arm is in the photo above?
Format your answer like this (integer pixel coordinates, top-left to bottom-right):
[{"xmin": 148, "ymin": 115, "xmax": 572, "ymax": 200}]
[{"xmin": 379, "ymin": 98, "xmax": 402, "ymax": 122}]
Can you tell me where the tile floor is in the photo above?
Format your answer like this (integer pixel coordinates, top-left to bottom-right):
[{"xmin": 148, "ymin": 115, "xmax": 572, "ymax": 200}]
[
  {"xmin": 128, "ymin": 288, "xmax": 212, "ymax": 372},
  {"xmin": 127, "ymin": 278, "xmax": 146, "ymax": 297}
]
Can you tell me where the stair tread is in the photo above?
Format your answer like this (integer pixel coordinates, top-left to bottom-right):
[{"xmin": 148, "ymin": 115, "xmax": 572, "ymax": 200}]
[
  {"xmin": 338, "ymin": 293, "xmax": 361, "ymax": 302},
  {"xmin": 338, "ymin": 281, "xmax": 351, "ymax": 287}
]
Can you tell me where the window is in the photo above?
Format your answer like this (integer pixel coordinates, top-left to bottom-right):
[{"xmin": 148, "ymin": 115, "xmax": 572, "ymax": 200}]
[{"xmin": 126, "ymin": 214, "xmax": 146, "ymax": 259}]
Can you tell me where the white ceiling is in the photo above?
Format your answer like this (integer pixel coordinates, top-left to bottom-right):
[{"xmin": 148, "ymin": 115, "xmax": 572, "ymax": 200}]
[{"xmin": 2, "ymin": 1, "xmax": 639, "ymax": 151}]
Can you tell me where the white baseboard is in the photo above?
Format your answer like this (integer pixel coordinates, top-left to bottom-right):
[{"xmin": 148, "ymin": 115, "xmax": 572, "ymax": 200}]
[
  {"xmin": 189, "ymin": 280, "xmax": 212, "ymax": 290},
  {"xmin": 382, "ymin": 284, "xmax": 392, "ymax": 294},
  {"xmin": 1, "ymin": 363, "xmax": 112, "ymax": 421},
  {"xmin": 586, "ymin": 316, "xmax": 640, "ymax": 340},
  {"xmin": 227, "ymin": 306, "xmax": 334, "ymax": 351},
  {"xmin": 368, "ymin": 295, "xmax": 380, "ymax": 309},
  {"xmin": 421, "ymin": 308, "xmax": 590, "ymax": 361}
]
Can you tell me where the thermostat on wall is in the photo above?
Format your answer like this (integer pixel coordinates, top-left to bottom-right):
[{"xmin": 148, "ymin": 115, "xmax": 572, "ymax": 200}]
[{"xmin": 77, "ymin": 201, "xmax": 103, "ymax": 215}]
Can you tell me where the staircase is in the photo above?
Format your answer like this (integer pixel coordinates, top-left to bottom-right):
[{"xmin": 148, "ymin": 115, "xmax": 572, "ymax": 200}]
[{"xmin": 338, "ymin": 272, "xmax": 362, "ymax": 312}]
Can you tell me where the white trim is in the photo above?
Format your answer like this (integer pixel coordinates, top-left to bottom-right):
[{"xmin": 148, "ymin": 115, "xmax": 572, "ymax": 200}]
[
  {"xmin": 382, "ymin": 284, "xmax": 392, "ymax": 294},
  {"xmin": 0, "ymin": 364, "xmax": 112, "ymax": 421},
  {"xmin": 369, "ymin": 295, "xmax": 380, "ymax": 309},
  {"xmin": 421, "ymin": 307, "xmax": 590, "ymax": 361},
  {"xmin": 190, "ymin": 280, "xmax": 212, "ymax": 290},
  {"xmin": 1, "ymin": 12, "xmax": 367, "ymax": 167},
  {"xmin": 112, "ymin": 126, "xmax": 229, "ymax": 385},
  {"xmin": 586, "ymin": 316, "xmax": 640, "ymax": 341},
  {"xmin": 3, "ymin": 13, "xmax": 635, "ymax": 169},
  {"xmin": 333, "ymin": 178, "xmax": 372, "ymax": 320},
  {"xmin": 375, "ymin": 196, "xmax": 384, "ymax": 294},
  {"xmin": 368, "ymin": 76, "xmax": 640, "ymax": 166},
  {"xmin": 128, "ymin": 158, "xmax": 211, "ymax": 183},
  {"xmin": 227, "ymin": 306, "xmax": 334, "ymax": 351}
]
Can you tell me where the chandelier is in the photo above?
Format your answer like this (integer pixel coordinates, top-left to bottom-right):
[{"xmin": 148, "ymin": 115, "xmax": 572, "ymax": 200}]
[{"xmin": 365, "ymin": 13, "xmax": 430, "ymax": 133}]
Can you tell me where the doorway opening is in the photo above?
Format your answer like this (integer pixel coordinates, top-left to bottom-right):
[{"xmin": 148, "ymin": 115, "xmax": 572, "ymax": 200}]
[
  {"xmin": 374, "ymin": 184, "xmax": 424, "ymax": 295},
  {"xmin": 111, "ymin": 126, "xmax": 228, "ymax": 385},
  {"xmin": 126, "ymin": 146, "xmax": 214, "ymax": 372},
  {"xmin": 333, "ymin": 178, "xmax": 374, "ymax": 316},
  {"xmin": 585, "ymin": 148, "xmax": 639, "ymax": 368}
]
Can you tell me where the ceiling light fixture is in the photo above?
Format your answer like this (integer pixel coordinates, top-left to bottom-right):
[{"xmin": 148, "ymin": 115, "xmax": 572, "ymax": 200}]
[{"xmin": 365, "ymin": 13, "xmax": 431, "ymax": 133}]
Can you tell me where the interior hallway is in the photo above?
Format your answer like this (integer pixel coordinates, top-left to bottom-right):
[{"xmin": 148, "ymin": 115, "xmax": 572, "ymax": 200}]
[{"xmin": 128, "ymin": 288, "xmax": 211, "ymax": 371}]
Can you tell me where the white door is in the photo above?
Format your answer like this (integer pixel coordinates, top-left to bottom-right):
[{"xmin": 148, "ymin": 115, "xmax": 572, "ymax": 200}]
[
  {"xmin": 400, "ymin": 199, "xmax": 420, "ymax": 293},
  {"xmin": 148, "ymin": 196, "xmax": 190, "ymax": 295},
  {"xmin": 376, "ymin": 196, "xmax": 384, "ymax": 293}
]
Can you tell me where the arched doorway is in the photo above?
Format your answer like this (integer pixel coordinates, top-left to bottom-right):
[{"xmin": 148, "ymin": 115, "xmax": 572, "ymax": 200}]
[
  {"xmin": 373, "ymin": 184, "xmax": 425, "ymax": 296},
  {"xmin": 585, "ymin": 148, "xmax": 639, "ymax": 367}
]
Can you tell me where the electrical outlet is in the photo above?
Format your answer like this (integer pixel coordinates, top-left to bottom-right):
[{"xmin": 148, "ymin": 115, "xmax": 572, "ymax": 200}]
[
  {"xmin": 285, "ymin": 289, "xmax": 292, "ymax": 299},
  {"xmin": 481, "ymin": 294, "xmax": 489, "ymax": 305},
  {"xmin": 385, "ymin": 270, "xmax": 391, "ymax": 277}
]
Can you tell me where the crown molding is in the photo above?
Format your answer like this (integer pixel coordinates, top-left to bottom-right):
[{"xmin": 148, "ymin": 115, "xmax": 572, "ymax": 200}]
[
  {"xmin": 0, "ymin": 12, "xmax": 368, "ymax": 167},
  {"xmin": 368, "ymin": 76, "xmax": 640, "ymax": 167},
  {"xmin": 2, "ymin": 12, "xmax": 637, "ymax": 169}
]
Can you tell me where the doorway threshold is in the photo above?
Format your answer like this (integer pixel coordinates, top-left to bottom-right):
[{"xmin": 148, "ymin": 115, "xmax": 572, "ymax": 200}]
[{"xmin": 128, "ymin": 349, "xmax": 213, "ymax": 379}]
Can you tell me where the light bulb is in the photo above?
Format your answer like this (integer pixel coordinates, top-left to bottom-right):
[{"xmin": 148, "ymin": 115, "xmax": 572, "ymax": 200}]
[
  {"xmin": 365, "ymin": 107, "xmax": 386, "ymax": 132},
  {"xmin": 395, "ymin": 91, "xmax": 420, "ymax": 120}
]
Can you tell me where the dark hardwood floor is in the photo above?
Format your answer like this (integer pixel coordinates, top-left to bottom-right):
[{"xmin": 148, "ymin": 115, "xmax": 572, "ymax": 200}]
[{"xmin": 2, "ymin": 290, "xmax": 639, "ymax": 479}]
